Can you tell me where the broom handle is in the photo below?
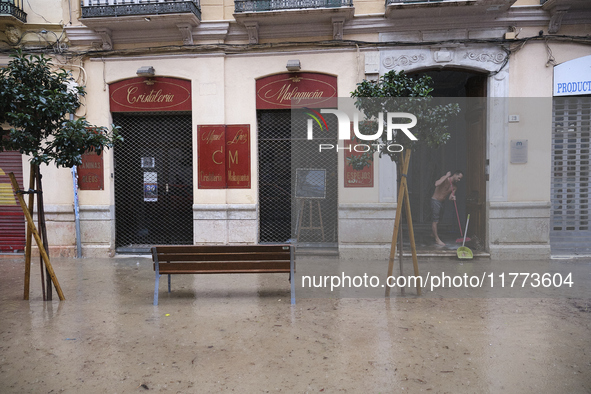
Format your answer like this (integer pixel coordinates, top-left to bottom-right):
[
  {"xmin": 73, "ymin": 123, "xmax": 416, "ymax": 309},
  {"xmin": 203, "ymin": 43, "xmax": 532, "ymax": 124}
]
[
  {"xmin": 454, "ymin": 199, "xmax": 463, "ymax": 237},
  {"xmin": 463, "ymin": 214, "xmax": 470, "ymax": 247},
  {"xmin": 450, "ymin": 178, "xmax": 463, "ymax": 237}
]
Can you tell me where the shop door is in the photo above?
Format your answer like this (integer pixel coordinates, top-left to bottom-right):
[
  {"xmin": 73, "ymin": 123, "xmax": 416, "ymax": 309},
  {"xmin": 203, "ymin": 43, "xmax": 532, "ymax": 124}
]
[
  {"xmin": 550, "ymin": 97, "xmax": 591, "ymax": 254},
  {"xmin": 465, "ymin": 75, "xmax": 488, "ymax": 242},
  {"xmin": 113, "ymin": 114, "xmax": 193, "ymax": 252},
  {"xmin": 0, "ymin": 151, "xmax": 25, "ymax": 253},
  {"xmin": 258, "ymin": 110, "xmax": 338, "ymax": 244}
]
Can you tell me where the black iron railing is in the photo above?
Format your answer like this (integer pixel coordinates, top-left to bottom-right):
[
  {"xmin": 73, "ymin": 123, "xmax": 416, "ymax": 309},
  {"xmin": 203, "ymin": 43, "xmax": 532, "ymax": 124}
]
[
  {"xmin": 0, "ymin": 0, "xmax": 27, "ymax": 23},
  {"xmin": 81, "ymin": 0, "xmax": 201, "ymax": 20},
  {"xmin": 235, "ymin": 0, "xmax": 352, "ymax": 13}
]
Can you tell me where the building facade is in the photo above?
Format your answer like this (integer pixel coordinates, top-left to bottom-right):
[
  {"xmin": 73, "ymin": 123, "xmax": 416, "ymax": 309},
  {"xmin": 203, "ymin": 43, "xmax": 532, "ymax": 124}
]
[{"xmin": 1, "ymin": 0, "xmax": 590, "ymax": 259}]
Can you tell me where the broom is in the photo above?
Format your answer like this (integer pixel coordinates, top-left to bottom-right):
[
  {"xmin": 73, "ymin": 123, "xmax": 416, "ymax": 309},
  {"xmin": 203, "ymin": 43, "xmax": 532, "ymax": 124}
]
[{"xmin": 454, "ymin": 199, "xmax": 471, "ymax": 243}]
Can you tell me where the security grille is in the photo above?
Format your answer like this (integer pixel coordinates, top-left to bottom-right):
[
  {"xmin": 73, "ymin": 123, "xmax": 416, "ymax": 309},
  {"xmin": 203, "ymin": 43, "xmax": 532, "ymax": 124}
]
[
  {"xmin": 550, "ymin": 97, "xmax": 591, "ymax": 254},
  {"xmin": 113, "ymin": 113, "xmax": 193, "ymax": 252},
  {"xmin": 257, "ymin": 110, "xmax": 338, "ymax": 244}
]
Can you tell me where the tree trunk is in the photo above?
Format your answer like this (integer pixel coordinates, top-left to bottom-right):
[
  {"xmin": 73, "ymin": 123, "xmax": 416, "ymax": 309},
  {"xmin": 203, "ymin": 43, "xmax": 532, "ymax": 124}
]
[{"xmin": 35, "ymin": 166, "xmax": 52, "ymax": 301}]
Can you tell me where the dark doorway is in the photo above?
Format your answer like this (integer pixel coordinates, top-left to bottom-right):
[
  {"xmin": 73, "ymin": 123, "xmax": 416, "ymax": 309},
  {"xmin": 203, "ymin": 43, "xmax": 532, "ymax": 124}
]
[
  {"xmin": 257, "ymin": 110, "xmax": 338, "ymax": 245},
  {"xmin": 405, "ymin": 69, "xmax": 487, "ymax": 250},
  {"xmin": 113, "ymin": 113, "xmax": 193, "ymax": 253}
]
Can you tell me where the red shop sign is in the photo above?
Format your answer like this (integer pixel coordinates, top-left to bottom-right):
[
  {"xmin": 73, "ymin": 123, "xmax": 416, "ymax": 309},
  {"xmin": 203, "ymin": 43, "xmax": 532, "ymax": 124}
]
[
  {"xmin": 198, "ymin": 125, "xmax": 251, "ymax": 189},
  {"xmin": 109, "ymin": 77, "xmax": 191, "ymax": 112},
  {"xmin": 78, "ymin": 151, "xmax": 104, "ymax": 190},
  {"xmin": 344, "ymin": 126, "xmax": 373, "ymax": 188},
  {"xmin": 198, "ymin": 125, "xmax": 226, "ymax": 189},
  {"xmin": 256, "ymin": 72, "xmax": 337, "ymax": 109},
  {"xmin": 225, "ymin": 125, "xmax": 251, "ymax": 189}
]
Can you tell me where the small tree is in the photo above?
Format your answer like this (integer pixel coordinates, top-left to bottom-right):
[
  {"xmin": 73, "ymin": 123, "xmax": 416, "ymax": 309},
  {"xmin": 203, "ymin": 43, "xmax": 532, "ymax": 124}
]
[
  {"xmin": 1, "ymin": 51, "xmax": 121, "ymax": 166},
  {"xmin": 349, "ymin": 70, "xmax": 460, "ymax": 169},
  {"xmin": 0, "ymin": 51, "xmax": 121, "ymax": 300},
  {"xmin": 350, "ymin": 70, "xmax": 460, "ymax": 295}
]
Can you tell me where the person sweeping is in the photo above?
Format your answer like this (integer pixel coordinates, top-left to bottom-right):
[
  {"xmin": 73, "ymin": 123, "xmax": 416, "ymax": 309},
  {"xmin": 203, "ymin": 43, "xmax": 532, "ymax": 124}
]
[{"xmin": 431, "ymin": 170, "xmax": 463, "ymax": 246}]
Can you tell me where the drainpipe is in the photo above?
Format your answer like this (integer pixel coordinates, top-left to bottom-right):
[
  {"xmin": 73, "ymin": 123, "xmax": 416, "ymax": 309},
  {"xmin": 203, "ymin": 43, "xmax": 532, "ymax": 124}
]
[
  {"xmin": 69, "ymin": 111, "xmax": 82, "ymax": 258},
  {"xmin": 72, "ymin": 165, "xmax": 82, "ymax": 258}
]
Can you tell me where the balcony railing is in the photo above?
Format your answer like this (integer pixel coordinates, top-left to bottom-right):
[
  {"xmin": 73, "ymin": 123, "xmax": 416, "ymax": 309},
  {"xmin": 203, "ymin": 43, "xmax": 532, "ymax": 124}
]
[
  {"xmin": 0, "ymin": 0, "xmax": 27, "ymax": 23},
  {"xmin": 81, "ymin": 0, "xmax": 201, "ymax": 20},
  {"xmin": 235, "ymin": 0, "xmax": 352, "ymax": 13},
  {"xmin": 385, "ymin": 0, "xmax": 460, "ymax": 4}
]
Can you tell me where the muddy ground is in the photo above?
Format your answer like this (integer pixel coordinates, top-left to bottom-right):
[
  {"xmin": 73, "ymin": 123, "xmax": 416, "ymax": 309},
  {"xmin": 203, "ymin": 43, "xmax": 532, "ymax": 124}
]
[{"xmin": 1, "ymin": 255, "xmax": 590, "ymax": 393}]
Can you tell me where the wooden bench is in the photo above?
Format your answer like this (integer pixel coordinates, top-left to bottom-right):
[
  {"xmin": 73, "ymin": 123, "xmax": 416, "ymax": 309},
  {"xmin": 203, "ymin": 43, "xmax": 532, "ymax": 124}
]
[{"xmin": 151, "ymin": 244, "xmax": 295, "ymax": 306}]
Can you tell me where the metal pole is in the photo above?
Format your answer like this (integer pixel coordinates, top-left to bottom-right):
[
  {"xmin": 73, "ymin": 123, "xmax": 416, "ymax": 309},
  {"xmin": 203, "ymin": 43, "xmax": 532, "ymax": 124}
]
[{"xmin": 72, "ymin": 166, "xmax": 82, "ymax": 258}]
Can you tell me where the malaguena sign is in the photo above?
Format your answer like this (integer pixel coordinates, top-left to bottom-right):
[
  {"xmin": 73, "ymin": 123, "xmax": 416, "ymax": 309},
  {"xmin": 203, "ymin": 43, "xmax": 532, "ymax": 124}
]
[
  {"xmin": 109, "ymin": 77, "xmax": 191, "ymax": 112},
  {"xmin": 256, "ymin": 72, "xmax": 337, "ymax": 109}
]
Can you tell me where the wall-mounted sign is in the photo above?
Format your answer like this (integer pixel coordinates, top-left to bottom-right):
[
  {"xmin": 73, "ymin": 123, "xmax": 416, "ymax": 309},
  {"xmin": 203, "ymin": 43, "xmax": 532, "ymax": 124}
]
[
  {"xmin": 344, "ymin": 137, "xmax": 374, "ymax": 188},
  {"xmin": 78, "ymin": 151, "xmax": 104, "ymax": 190},
  {"xmin": 510, "ymin": 139, "xmax": 528, "ymax": 164},
  {"xmin": 256, "ymin": 72, "xmax": 337, "ymax": 109},
  {"xmin": 144, "ymin": 172, "xmax": 158, "ymax": 202},
  {"xmin": 198, "ymin": 124, "xmax": 251, "ymax": 189},
  {"xmin": 198, "ymin": 125, "xmax": 226, "ymax": 189},
  {"xmin": 554, "ymin": 55, "xmax": 591, "ymax": 97},
  {"xmin": 109, "ymin": 77, "xmax": 191, "ymax": 112},
  {"xmin": 225, "ymin": 125, "xmax": 251, "ymax": 189}
]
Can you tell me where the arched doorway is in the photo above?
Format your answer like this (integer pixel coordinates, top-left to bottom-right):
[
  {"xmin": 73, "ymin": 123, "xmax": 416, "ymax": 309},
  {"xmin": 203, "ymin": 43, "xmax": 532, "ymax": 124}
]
[
  {"xmin": 255, "ymin": 72, "xmax": 339, "ymax": 246},
  {"xmin": 109, "ymin": 77, "xmax": 193, "ymax": 253},
  {"xmin": 405, "ymin": 69, "xmax": 488, "ymax": 250}
]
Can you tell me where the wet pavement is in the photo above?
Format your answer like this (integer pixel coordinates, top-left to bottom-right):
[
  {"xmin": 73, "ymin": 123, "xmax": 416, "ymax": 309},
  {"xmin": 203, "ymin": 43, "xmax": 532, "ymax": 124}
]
[{"xmin": 1, "ymin": 254, "xmax": 590, "ymax": 393}]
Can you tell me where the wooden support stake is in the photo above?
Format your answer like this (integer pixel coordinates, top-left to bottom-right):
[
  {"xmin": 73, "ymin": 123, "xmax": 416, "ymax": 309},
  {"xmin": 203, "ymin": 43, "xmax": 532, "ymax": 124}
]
[
  {"xmin": 9, "ymin": 172, "xmax": 65, "ymax": 301},
  {"xmin": 386, "ymin": 149, "xmax": 411, "ymax": 297},
  {"xmin": 398, "ymin": 215, "xmax": 405, "ymax": 296},
  {"xmin": 402, "ymin": 170, "xmax": 421, "ymax": 296}
]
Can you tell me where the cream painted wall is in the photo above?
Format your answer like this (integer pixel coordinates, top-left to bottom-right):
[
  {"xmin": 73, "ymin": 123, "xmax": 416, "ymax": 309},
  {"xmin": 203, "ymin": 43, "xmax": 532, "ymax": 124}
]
[
  {"xmin": 201, "ymin": 0, "xmax": 225, "ymax": 21},
  {"xmin": 20, "ymin": 159, "xmax": 74, "ymax": 205},
  {"xmin": 73, "ymin": 50, "xmax": 373, "ymax": 208},
  {"xmin": 506, "ymin": 98, "xmax": 552, "ymax": 202},
  {"xmin": 22, "ymin": 0, "xmax": 63, "ymax": 24},
  {"xmin": 223, "ymin": 50, "xmax": 374, "ymax": 205},
  {"xmin": 83, "ymin": 56, "xmax": 229, "ymax": 206},
  {"xmin": 506, "ymin": 26, "xmax": 591, "ymax": 202},
  {"xmin": 354, "ymin": 0, "xmax": 385, "ymax": 15},
  {"xmin": 508, "ymin": 26, "xmax": 591, "ymax": 97},
  {"xmin": 512, "ymin": 0, "xmax": 541, "ymax": 5},
  {"xmin": 36, "ymin": 49, "xmax": 393, "ymax": 209}
]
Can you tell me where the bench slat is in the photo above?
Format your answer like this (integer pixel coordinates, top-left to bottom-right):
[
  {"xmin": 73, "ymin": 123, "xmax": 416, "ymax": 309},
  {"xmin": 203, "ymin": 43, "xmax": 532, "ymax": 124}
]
[
  {"xmin": 157, "ymin": 269, "xmax": 291, "ymax": 274},
  {"xmin": 155, "ymin": 252, "xmax": 290, "ymax": 262},
  {"xmin": 153, "ymin": 245, "xmax": 291, "ymax": 254},
  {"xmin": 155, "ymin": 261, "xmax": 291, "ymax": 273}
]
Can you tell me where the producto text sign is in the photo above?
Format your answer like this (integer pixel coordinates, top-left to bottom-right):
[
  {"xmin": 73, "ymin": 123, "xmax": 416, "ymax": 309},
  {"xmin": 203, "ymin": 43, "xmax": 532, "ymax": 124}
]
[
  {"xmin": 256, "ymin": 72, "xmax": 337, "ymax": 109},
  {"xmin": 553, "ymin": 55, "xmax": 591, "ymax": 97},
  {"xmin": 109, "ymin": 77, "xmax": 191, "ymax": 112}
]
